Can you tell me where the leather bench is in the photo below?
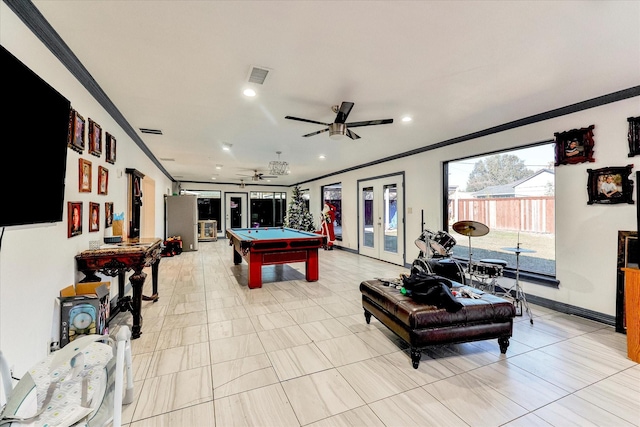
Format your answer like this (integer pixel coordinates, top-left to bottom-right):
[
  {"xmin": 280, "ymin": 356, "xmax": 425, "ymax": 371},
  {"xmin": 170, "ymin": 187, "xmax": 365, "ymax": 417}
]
[{"xmin": 360, "ymin": 279, "xmax": 516, "ymax": 368}]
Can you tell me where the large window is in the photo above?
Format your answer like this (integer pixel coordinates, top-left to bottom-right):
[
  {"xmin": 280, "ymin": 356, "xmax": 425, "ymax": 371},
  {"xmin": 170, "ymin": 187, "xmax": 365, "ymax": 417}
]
[
  {"xmin": 444, "ymin": 143, "xmax": 556, "ymax": 279},
  {"xmin": 250, "ymin": 192, "xmax": 286, "ymax": 227}
]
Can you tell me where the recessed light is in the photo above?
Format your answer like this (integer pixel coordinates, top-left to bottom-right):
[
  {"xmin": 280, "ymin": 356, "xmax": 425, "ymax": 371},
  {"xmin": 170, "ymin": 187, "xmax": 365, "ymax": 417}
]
[
  {"xmin": 402, "ymin": 116, "xmax": 412, "ymax": 122},
  {"xmin": 243, "ymin": 88, "xmax": 256, "ymax": 97},
  {"xmin": 319, "ymin": 155, "xmax": 326, "ymax": 159},
  {"xmin": 215, "ymin": 164, "xmax": 223, "ymax": 169},
  {"xmin": 222, "ymin": 144, "xmax": 232, "ymax": 151},
  {"xmin": 211, "ymin": 177, "xmax": 217, "ymax": 180}
]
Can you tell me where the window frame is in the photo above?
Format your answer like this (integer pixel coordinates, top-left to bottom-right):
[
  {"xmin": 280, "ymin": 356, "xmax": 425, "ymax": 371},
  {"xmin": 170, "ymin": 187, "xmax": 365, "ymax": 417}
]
[{"xmin": 443, "ymin": 141, "xmax": 559, "ymax": 288}]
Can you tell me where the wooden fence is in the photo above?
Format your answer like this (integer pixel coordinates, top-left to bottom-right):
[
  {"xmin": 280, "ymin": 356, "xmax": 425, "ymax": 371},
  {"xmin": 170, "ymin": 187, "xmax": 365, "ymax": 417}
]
[{"xmin": 451, "ymin": 196, "xmax": 555, "ymax": 234}]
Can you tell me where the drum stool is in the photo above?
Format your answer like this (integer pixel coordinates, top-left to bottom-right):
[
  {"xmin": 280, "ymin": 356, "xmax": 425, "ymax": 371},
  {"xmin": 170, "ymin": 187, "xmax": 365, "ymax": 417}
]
[{"xmin": 473, "ymin": 258, "xmax": 507, "ymax": 294}]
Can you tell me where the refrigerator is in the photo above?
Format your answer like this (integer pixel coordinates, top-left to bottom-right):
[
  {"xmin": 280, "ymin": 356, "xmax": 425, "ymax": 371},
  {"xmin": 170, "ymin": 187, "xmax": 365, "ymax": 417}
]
[{"xmin": 166, "ymin": 195, "xmax": 198, "ymax": 251}]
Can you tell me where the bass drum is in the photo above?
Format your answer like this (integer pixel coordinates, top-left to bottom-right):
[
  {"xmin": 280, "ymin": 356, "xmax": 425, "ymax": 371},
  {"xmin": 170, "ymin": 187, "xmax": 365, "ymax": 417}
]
[{"xmin": 426, "ymin": 258, "xmax": 466, "ymax": 285}]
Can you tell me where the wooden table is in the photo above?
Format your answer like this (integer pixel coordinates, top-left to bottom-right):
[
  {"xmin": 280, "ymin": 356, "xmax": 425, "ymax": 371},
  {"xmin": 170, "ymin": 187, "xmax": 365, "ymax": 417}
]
[
  {"xmin": 226, "ymin": 227, "xmax": 326, "ymax": 288},
  {"xmin": 75, "ymin": 238, "xmax": 162, "ymax": 338}
]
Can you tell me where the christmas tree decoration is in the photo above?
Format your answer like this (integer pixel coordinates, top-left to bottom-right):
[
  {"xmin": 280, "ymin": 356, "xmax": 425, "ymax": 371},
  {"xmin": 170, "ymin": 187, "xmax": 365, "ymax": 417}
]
[{"xmin": 284, "ymin": 186, "xmax": 315, "ymax": 232}]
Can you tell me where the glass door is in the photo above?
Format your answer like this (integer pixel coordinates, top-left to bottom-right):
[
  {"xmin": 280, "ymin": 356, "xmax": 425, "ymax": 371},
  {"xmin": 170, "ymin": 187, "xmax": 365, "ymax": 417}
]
[
  {"xmin": 225, "ymin": 193, "xmax": 248, "ymax": 230},
  {"xmin": 358, "ymin": 175, "xmax": 404, "ymax": 265}
]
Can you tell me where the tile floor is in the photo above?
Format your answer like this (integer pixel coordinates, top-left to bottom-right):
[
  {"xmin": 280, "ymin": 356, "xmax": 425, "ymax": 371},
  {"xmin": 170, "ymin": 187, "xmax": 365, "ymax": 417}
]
[{"xmin": 112, "ymin": 239, "xmax": 639, "ymax": 427}]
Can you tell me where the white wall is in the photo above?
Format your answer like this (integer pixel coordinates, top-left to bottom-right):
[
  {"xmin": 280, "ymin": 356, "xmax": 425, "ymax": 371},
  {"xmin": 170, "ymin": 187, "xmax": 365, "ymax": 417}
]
[{"xmin": 0, "ymin": 5, "xmax": 172, "ymax": 375}]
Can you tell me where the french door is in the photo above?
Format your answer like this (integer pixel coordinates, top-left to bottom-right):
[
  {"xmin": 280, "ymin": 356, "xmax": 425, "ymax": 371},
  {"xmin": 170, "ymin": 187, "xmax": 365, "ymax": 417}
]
[
  {"xmin": 358, "ymin": 174, "xmax": 404, "ymax": 265},
  {"xmin": 225, "ymin": 193, "xmax": 248, "ymax": 230}
]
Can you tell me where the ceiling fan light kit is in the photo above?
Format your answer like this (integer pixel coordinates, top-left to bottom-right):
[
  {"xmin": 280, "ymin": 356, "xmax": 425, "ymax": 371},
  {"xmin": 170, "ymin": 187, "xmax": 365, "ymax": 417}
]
[{"xmin": 329, "ymin": 123, "xmax": 346, "ymax": 139}]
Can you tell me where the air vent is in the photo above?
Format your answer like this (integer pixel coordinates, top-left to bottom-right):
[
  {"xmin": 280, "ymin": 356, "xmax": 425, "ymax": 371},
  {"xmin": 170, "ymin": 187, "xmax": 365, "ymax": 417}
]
[
  {"xmin": 139, "ymin": 128, "xmax": 163, "ymax": 135},
  {"xmin": 248, "ymin": 66, "xmax": 269, "ymax": 84}
]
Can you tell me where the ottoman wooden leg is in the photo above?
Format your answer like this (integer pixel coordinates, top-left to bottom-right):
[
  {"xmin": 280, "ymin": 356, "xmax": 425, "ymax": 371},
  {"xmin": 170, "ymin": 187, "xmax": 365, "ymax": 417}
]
[
  {"xmin": 410, "ymin": 348, "xmax": 422, "ymax": 369},
  {"xmin": 364, "ymin": 310, "xmax": 371, "ymax": 324},
  {"xmin": 498, "ymin": 336, "xmax": 510, "ymax": 354}
]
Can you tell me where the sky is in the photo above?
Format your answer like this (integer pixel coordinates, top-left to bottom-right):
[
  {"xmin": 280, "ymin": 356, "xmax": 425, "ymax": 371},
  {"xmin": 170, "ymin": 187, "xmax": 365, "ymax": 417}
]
[{"xmin": 447, "ymin": 143, "xmax": 555, "ymax": 190}]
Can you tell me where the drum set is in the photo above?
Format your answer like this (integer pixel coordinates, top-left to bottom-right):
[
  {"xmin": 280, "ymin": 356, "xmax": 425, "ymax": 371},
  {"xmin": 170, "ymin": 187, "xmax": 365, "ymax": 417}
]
[{"xmin": 413, "ymin": 220, "xmax": 533, "ymax": 323}]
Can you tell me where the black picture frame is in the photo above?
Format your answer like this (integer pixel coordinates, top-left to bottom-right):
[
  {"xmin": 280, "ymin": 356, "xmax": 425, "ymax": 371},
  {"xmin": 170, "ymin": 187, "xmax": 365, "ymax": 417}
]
[
  {"xmin": 554, "ymin": 125, "xmax": 596, "ymax": 166},
  {"xmin": 628, "ymin": 116, "xmax": 640, "ymax": 157},
  {"xmin": 587, "ymin": 164, "xmax": 635, "ymax": 205}
]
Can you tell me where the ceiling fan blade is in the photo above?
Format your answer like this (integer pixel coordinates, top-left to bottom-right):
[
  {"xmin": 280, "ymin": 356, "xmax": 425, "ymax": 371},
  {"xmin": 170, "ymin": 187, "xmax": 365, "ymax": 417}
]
[
  {"xmin": 346, "ymin": 129, "xmax": 361, "ymax": 140},
  {"xmin": 334, "ymin": 101, "xmax": 354, "ymax": 124},
  {"xmin": 346, "ymin": 118, "xmax": 394, "ymax": 128},
  {"xmin": 260, "ymin": 175, "xmax": 278, "ymax": 179},
  {"xmin": 302, "ymin": 128, "xmax": 329, "ymax": 137},
  {"xmin": 285, "ymin": 116, "xmax": 330, "ymax": 126}
]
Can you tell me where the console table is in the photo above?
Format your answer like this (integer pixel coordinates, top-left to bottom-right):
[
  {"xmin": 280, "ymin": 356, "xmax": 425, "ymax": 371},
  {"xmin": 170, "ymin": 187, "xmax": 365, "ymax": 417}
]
[{"xmin": 75, "ymin": 238, "xmax": 162, "ymax": 339}]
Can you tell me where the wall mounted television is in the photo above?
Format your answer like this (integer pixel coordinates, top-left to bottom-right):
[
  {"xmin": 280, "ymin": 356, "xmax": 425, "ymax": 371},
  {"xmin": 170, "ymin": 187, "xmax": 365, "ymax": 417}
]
[{"xmin": 0, "ymin": 45, "xmax": 71, "ymax": 228}]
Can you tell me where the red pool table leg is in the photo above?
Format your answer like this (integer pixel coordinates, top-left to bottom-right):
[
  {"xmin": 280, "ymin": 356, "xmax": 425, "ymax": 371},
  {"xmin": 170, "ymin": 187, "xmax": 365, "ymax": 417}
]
[
  {"xmin": 248, "ymin": 252, "xmax": 264, "ymax": 288},
  {"xmin": 305, "ymin": 248, "xmax": 319, "ymax": 282}
]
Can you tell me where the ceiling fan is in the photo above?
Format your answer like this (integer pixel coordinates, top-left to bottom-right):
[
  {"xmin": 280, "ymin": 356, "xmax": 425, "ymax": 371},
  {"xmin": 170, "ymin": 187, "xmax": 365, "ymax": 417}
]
[
  {"xmin": 285, "ymin": 101, "xmax": 393, "ymax": 140},
  {"xmin": 237, "ymin": 170, "xmax": 278, "ymax": 181}
]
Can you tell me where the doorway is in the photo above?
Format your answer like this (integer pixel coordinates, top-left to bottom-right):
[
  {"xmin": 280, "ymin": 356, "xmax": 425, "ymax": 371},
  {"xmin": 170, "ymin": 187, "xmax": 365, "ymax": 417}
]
[
  {"xmin": 225, "ymin": 192, "xmax": 248, "ymax": 230},
  {"xmin": 358, "ymin": 174, "xmax": 405, "ymax": 265}
]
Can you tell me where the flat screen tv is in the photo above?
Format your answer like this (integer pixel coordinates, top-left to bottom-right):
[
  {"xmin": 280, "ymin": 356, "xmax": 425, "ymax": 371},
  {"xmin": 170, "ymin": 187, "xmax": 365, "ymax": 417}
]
[{"xmin": 0, "ymin": 45, "xmax": 71, "ymax": 228}]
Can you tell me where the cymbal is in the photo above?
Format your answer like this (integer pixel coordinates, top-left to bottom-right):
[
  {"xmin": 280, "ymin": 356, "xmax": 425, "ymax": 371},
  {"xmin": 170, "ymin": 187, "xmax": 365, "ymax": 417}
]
[
  {"xmin": 452, "ymin": 220, "xmax": 489, "ymax": 237},
  {"xmin": 502, "ymin": 247, "xmax": 536, "ymax": 253}
]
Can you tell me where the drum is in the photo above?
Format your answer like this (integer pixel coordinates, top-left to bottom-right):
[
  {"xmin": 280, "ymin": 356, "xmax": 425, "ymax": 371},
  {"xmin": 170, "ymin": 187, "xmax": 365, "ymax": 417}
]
[
  {"xmin": 414, "ymin": 229, "xmax": 438, "ymax": 255},
  {"xmin": 470, "ymin": 262, "xmax": 504, "ymax": 278},
  {"xmin": 426, "ymin": 258, "xmax": 466, "ymax": 285},
  {"xmin": 430, "ymin": 231, "xmax": 457, "ymax": 256}
]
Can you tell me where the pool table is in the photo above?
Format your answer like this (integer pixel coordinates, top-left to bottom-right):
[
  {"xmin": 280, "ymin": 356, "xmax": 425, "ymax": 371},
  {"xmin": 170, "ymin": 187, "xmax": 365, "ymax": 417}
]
[{"xmin": 226, "ymin": 227, "xmax": 327, "ymax": 288}]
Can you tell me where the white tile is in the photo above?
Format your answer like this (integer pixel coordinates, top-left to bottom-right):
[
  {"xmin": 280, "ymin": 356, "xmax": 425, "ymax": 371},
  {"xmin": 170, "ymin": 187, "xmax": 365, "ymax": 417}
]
[
  {"xmin": 281, "ymin": 369, "xmax": 365, "ymax": 425},
  {"xmin": 211, "ymin": 354, "xmax": 280, "ymax": 398},
  {"xmin": 267, "ymin": 343, "xmax": 334, "ymax": 381},
  {"xmin": 214, "ymin": 383, "xmax": 299, "ymax": 427},
  {"xmin": 337, "ymin": 355, "xmax": 419, "ymax": 403},
  {"xmin": 369, "ymin": 387, "xmax": 468, "ymax": 427}
]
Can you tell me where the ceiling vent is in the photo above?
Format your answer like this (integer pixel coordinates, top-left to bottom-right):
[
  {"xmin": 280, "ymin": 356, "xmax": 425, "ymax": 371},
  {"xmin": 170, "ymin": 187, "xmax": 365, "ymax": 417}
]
[
  {"xmin": 139, "ymin": 128, "xmax": 163, "ymax": 135},
  {"xmin": 248, "ymin": 66, "xmax": 269, "ymax": 84}
]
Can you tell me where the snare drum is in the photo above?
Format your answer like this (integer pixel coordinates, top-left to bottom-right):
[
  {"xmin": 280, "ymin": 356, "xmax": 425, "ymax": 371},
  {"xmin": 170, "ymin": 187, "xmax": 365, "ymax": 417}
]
[
  {"xmin": 470, "ymin": 262, "xmax": 503, "ymax": 278},
  {"xmin": 430, "ymin": 231, "xmax": 457, "ymax": 256}
]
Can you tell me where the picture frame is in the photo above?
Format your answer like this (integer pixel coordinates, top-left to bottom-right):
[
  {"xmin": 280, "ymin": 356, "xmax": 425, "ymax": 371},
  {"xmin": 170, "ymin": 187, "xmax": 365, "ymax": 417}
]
[
  {"xmin": 104, "ymin": 202, "xmax": 114, "ymax": 228},
  {"xmin": 79, "ymin": 158, "xmax": 92, "ymax": 192},
  {"xmin": 98, "ymin": 166, "xmax": 109, "ymax": 195},
  {"xmin": 587, "ymin": 164, "xmax": 635, "ymax": 205},
  {"xmin": 67, "ymin": 109, "xmax": 85, "ymax": 154},
  {"xmin": 554, "ymin": 125, "xmax": 596, "ymax": 166},
  {"xmin": 105, "ymin": 132, "xmax": 116, "ymax": 164},
  {"xmin": 628, "ymin": 116, "xmax": 640, "ymax": 158},
  {"xmin": 68, "ymin": 201, "xmax": 82, "ymax": 237},
  {"xmin": 88, "ymin": 118, "xmax": 102, "ymax": 157},
  {"xmin": 89, "ymin": 202, "xmax": 100, "ymax": 232}
]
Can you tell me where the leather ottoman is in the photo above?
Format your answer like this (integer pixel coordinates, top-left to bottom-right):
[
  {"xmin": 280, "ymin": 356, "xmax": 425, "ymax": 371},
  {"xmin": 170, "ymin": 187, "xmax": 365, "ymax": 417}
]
[{"xmin": 360, "ymin": 279, "xmax": 516, "ymax": 368}]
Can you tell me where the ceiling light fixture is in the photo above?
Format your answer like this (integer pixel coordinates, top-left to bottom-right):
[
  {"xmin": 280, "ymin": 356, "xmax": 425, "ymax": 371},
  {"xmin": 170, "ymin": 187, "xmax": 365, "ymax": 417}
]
[
  {"xmin": 268, "ymin": 151, "xmax": 289, "ymax": 176},
  {"xmin": 243, "ymin": 88, "xmax": 256, "ymax": 97},
  {"xmin": 402, "ymin": 116, "xmax": 412, "ymax": 122},
  {"xmin": 222, "ymin": 144, "xmax": 232, "ymax": 151},
  {"xmin": 215, "ymin": 164, "xmax": 222, "ymax": 170},
  {"xmin": 328, "ymin": 123, "xmax": 346, "ymax": 140}
]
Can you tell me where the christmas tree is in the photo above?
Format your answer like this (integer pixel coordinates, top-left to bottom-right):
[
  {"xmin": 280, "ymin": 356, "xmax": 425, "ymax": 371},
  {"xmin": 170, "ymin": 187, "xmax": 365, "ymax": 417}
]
[{"xmin": 284, "ymin": 186, "xmax": 316, "ymax": 232}]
